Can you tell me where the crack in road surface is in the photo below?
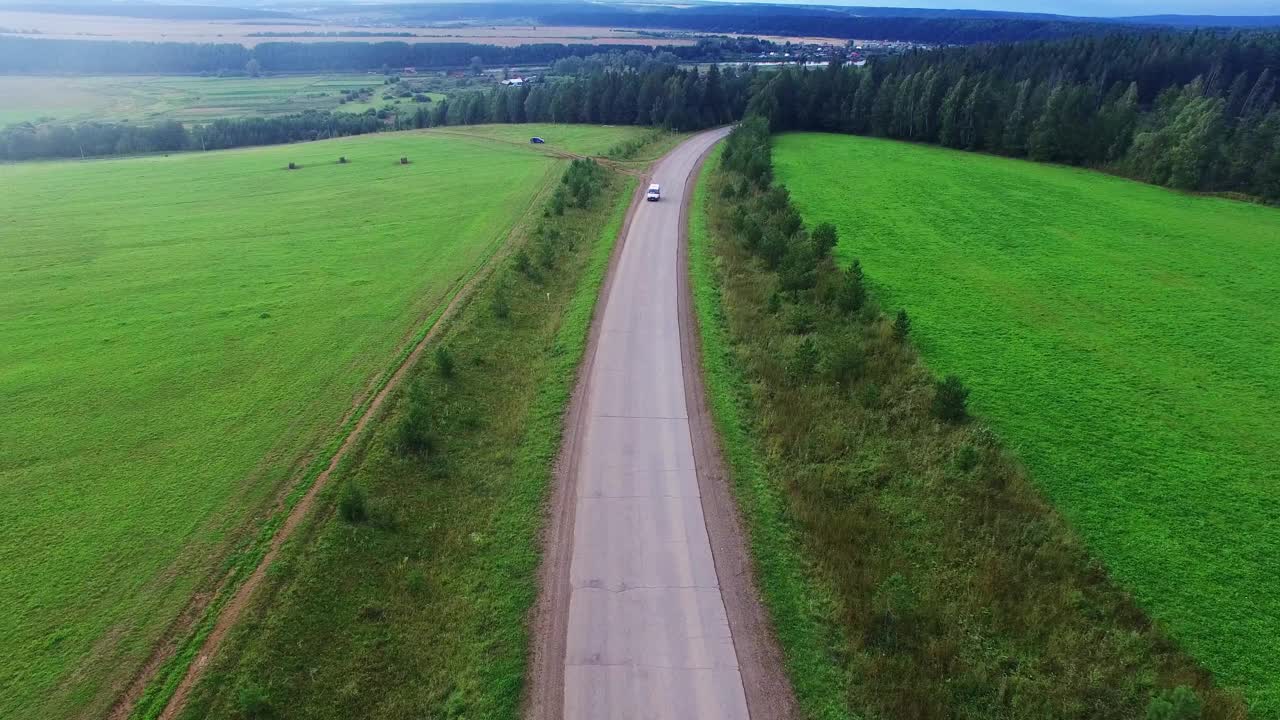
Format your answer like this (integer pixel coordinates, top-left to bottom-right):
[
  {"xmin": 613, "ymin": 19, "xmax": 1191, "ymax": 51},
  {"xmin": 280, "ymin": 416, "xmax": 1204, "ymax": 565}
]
[{"xmin": 528, "ymin": 128, "xmax": 797, "ymax": 719}]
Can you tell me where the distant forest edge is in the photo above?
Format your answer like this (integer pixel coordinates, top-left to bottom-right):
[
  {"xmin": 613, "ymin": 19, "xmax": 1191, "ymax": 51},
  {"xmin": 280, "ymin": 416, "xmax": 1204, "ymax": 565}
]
[
  {"xmin": 749, "ymin": 32, "xmax": 1280, "ymax": 202},
  {"xmin": 0, "ymin": 36, "xmax": 768, "ymax": 74},
  {"xmin": 3, "ymin": 31, "xmax": 1278, "ymax": 204},
  {"xmin": 349, "ymin": 1, "xmax": 1280, "ymax": 31}
]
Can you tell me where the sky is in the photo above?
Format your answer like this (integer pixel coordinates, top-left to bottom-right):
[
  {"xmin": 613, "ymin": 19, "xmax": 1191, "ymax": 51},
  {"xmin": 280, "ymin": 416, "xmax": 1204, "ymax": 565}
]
[{"xmin": 769, "ymin": 0, "xmax": 1280, "ymax": 16}]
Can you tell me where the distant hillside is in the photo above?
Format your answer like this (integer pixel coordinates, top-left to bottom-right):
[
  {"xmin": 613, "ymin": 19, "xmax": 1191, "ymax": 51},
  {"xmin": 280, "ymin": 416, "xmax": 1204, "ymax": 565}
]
[
  {"xmin": 817, "ymin": 5, "xmax": 1280, "ymax": 27},
  {"xmin": 312, "ymin": 2, "xmax": 1278, "ymax": 42},
  {"xmin": 1112, "ymin": 14, "xmax": 1280, "ymax": 28}
]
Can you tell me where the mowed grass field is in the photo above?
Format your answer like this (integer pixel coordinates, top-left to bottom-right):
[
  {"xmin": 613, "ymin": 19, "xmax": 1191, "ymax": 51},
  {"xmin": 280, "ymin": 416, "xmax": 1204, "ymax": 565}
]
[
  {"xmin": 775, "ymin": 133, "xmax": 1280, "ymax": 713},
  {"xmin": 431, "ymin": 122, "xmax": 656, "ymax": 156},
  {"xmin": 0, "ymin": 129, "xmax": 605, "ymax": 718},
  {"xmin": 0, "ymin": 74, "xmax": 402, "ymax": 125}
]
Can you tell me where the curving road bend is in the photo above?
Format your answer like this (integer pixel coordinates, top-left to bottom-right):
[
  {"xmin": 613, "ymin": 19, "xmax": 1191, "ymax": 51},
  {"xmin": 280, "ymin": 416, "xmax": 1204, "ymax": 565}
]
[{"xmin": 561, "ymin": 127, "xmax": 744, "ymax": 719}]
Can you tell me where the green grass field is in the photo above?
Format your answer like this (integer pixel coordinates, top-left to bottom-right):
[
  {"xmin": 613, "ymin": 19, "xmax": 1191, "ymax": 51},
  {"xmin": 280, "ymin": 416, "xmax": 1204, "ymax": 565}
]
[
  {"xmin": 434, "ymin": 122, "xmax": 654, "ymax": 156},
  {"xmin": 0, "ymin": 74, "xmax": 415, "ymax": 125},
  {"xmin": 774, "ymin": 133, "xmax": 1280, "ymax": 714},
  {"xmin": 0, "ymin": 129, "xmax": 633, "ymax": 719}
]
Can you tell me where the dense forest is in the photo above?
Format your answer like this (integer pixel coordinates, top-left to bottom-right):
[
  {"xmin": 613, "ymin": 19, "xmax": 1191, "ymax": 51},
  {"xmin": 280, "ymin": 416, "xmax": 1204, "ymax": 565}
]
[
  {"xmin": 0, "ymin": 36, "xmax": 767, "ymax": 74},
  {"xmin": 748, "ymin": 31, "xmax": 1280, "ymax": 200},
  {"xmin": 413, "ymin": 63, "xmax": 752, "ymax": 131}
]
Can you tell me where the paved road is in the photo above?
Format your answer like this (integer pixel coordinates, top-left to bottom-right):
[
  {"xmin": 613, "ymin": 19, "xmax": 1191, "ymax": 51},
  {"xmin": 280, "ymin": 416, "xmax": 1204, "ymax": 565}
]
[{"xmin": 563, "ymin": 127, "xmax": 744, "ymax": 719}]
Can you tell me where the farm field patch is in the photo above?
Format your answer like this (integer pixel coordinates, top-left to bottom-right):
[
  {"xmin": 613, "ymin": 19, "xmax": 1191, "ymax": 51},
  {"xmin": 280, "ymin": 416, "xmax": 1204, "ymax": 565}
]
[
  {"xmin": 0, "ymin": 10, "xmax": 692, "ymax": 47},
  {"xmin": 774, "ymin": 133, "xmax": 1280, "ymax": 713},
  {"xmin": 0, "ymin": 74, "xmax": 402, "ymax": 125},
  {"xmin": 0, "ymin": 129, "xmax": 608, "ymax": 719}
]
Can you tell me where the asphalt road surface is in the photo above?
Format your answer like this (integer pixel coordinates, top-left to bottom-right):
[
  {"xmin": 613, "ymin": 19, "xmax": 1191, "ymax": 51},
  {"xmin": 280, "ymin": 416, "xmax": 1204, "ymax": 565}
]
[{"xmin": 563, "ymin": 127, "xmax": 744, "ymax": 719}]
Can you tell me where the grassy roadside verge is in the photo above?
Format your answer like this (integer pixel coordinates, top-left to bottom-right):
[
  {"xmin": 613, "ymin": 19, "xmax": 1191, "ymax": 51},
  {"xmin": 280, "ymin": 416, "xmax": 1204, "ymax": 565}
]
[
  {"xmin": 689, "ymin": 145, "xmax": 854, "ymax": 720},
  {"xmin": 179, "ymin": 167, "xmax": 635, "ymax": 719},
  {"xmin": 689, "ymin": 122, "xmax": 1246, "ymax": 719}
]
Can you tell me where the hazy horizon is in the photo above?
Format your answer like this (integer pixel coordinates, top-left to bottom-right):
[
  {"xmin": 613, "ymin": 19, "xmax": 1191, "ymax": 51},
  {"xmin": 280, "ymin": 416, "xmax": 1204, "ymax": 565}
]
[{"xmin": 722, "ymin": 0, "xmax": 1280, "ymax": 17}]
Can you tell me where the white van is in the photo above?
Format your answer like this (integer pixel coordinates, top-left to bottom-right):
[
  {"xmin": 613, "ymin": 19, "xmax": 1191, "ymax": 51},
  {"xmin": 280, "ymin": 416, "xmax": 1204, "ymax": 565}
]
[{"xmin": 646, "ymin": 183, "xmax": 661, "ymax": 202}]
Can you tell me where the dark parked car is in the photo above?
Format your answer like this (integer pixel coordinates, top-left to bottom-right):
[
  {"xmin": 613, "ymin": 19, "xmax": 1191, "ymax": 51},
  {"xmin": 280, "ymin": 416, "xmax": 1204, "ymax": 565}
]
[{"xmin": 530, "ymin": 137, "xmax": 545, "ymax": 144}]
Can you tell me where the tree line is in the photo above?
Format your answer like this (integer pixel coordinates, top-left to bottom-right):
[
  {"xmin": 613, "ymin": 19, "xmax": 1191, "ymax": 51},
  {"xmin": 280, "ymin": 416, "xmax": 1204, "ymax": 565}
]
[
  {"xmin": 747, "ymin": 30, "xmax": 1280, "ymax": 201},
  {"xmin": 0, "ymin": 112, "xmax": 386, "ymax": 161},
  {"xmin": 406, "ymin": 64, "xmax": 752, "ymax": 132}
]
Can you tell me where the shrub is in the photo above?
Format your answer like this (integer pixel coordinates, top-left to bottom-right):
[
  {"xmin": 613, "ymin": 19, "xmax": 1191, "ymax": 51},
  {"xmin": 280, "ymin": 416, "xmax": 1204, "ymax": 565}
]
[
  {"xmin": 394, "ymin": 396, "xmax": 435, "ymax": 457},
  {"xmin": 787, "ymin": 337, "xmax": 820, "ymax": 382},
  {"xmin": 1147, "ymin": 686, "xmax": 1201, "ymax": 720},
  {"xmin": 785, "ymin": 304, "xmax": 816, "ymax": 334},
  {"xmin": 837, "ymin": 260, "xmax": 866, "ymax": 314},
  {"xmin": 338, "ymin": 156, "xmax": 347, "ymax": 164},
  {"xmin": 287, "ymin": 162, "xmax": 298, "ymax": 170},
  {"xmin": 893, "ymin": 308, "xmax": 912, "ymax": 339},
  {"xmin": 779, "ymin": 244, "xmax": 817, "ymax": 293},
  {"xmin": 492, "ymin": 279, "xmax": 511, "ymax": 319},
  {"xmin": 822, "ymin": 333, "xmax": 866, "ymax": 386},
  {"xmin": 811, "ymin": 221, "xmax": 839, "ymax": 258},
  {"xmin": 549, "ymin": 187, "xmax": 567, "ymax": 216},
  {"xmin": 338, "ymin": 483, "xmax": 367, "ymax": 523},
  {"xmin": 405, "ymin": 568, "xmax": 427, "ymax": 595},
  {"xmin": 537, "ymin": 237, "xmax": 557, "ymax": 269},
  {"xmin": 434, "ymin": 346, "xmax": 455, "ymax": 378},
  {"xmin": 933, "ymin": 374, "xmax": 970, "ymax": 423},
  {"xmin": 514, "ymin": 249, "xmax": 539, "ymax": 281},
  {"xmin": 400, "ymin": 156, "xmax": 409, "ymax": 165},
  {"xmin": 235, "ymin": 683, "xmax": 273, "ymax": 719}
]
